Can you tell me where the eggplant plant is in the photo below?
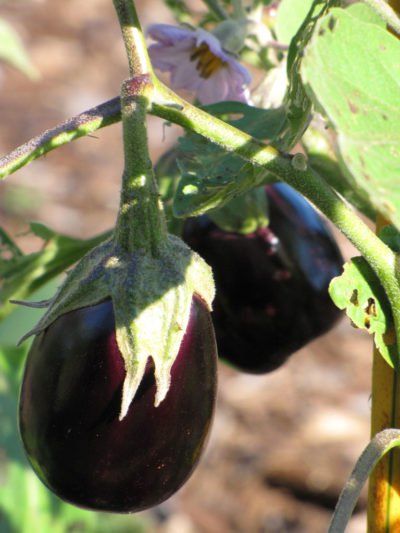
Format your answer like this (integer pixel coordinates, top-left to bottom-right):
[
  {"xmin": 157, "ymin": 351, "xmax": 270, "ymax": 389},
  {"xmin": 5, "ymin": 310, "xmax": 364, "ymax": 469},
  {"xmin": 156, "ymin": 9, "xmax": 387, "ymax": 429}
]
[{"xmin": 0, "ymin": 0, "xmax": 400, "ymax": 530}]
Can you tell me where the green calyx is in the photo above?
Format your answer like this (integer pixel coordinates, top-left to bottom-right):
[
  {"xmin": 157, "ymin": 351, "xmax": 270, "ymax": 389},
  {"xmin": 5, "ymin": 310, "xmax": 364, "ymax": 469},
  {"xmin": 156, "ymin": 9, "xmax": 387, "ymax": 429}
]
[{"xmin": 19, "ymin": 234, "xmax": 215, "ymax": 420}]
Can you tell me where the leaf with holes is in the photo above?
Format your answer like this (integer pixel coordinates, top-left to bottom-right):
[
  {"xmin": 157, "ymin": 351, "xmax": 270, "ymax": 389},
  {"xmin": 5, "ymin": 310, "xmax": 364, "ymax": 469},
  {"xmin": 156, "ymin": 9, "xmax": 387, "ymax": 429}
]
[
  {"xmin": 173, "ymin": 102, "xmax": 284, "ymax": 217},
  {"xmin": 329, "ymin": 257, "xmax": 397, "ymax": 367},
  {"xmin": 301, "ymin": 8, "xmax": 400, "ymax": 229}
]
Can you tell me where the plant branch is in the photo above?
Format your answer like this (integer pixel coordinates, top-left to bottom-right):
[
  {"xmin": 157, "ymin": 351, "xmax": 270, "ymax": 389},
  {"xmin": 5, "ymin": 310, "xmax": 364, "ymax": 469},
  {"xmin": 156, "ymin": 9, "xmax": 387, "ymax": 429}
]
[
  {"xmin": 112, "ymin": 0, "xmax": 154, "ymax": 76},
  {"xmin": 329, "ymin": 429, "xmax": 400, "ymax": 533},
  {"xmin": 112, "ymin": 0, "xmax": 166, "ymax": 254},
  {"xmin": 0, "ymin": 98, "xmax": 120, "ymax": 180}
]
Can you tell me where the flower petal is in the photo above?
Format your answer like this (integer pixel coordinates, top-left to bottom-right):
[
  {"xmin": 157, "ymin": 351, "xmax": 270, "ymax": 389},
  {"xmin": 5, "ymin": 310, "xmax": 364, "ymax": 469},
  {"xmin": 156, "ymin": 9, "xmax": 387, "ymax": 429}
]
[
  {"xmin": 147, "ymin": 23, "xmax": 252, "ymax": 105},
  {"xmin": 197, "ymin": 69, "xmax": 230, "ymax": 104},
  {"xmin": 147, "ymin": 24, "xmax": 192, "ymax": 45}
]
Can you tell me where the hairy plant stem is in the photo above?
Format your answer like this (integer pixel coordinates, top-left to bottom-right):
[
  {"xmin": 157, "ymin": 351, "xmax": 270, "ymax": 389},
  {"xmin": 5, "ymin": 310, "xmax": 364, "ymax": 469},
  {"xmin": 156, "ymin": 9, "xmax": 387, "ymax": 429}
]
[
  {"xmin": 112, "ymin": 0, "xmax": 166, "ymax": 254},
  {"xmin": 113, "ymin": 0, "xmax": 154, "ymax": 77}
]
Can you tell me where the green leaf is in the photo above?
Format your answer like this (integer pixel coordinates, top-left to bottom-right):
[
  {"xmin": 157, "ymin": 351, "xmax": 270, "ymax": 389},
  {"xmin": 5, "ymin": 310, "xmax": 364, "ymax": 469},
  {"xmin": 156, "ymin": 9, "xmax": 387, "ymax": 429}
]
[
  {"xmin": 154, "ymin": 147, "xmax": 185, "ymax": 235},
  {"xmin": 345, "ymin": 2, "xmax": 386, "ymax": 26},
  {"xmin": 303, "ymin": 128, "xmax": 376, "ymax": 220},
  {"xmin": 0, "ymin": 227, "xmax": 22, "ymax": 259},
  {"xmin": 0, "ymin": 224, "xmax": 111, "ymax": 320},
  {"xmin": 202, "ymin": 101, "xmax": 287, "ymax": 140},
  {"xmin": 301, "ymin": 8, "xmax": 400, "ymax": 230},
  {"xmin": 278, "ymin": 0, "xmax": 340, "ymax": 150},
  {"xmin": 378, "ymin": 225, "xmax": 400, "ymax": 253},
  {"xmin": 208, "ymin": 186, "xmax": 269, "ymax": 234},
  {"xmin": 275, "ymin": 0, "xmax": 315, "ymax": 45},
  {"xmin": 329, "ymin": 257, "xmax": 397, "ymax": 367},
  {"xmin": 173, "ymin": 102, "xmax": 284, "ymax": 217},
  {"xmin": 0, "ymin": 19, "xmax": 38, "ymax": 79}
]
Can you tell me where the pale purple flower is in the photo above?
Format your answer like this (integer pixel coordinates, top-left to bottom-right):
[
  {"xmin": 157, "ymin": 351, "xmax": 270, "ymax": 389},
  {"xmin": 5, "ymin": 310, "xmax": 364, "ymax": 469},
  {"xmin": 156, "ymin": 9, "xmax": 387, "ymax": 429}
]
[{"xmin": 147, "ymin": 24, "xmax": 251, "ymax": 105}]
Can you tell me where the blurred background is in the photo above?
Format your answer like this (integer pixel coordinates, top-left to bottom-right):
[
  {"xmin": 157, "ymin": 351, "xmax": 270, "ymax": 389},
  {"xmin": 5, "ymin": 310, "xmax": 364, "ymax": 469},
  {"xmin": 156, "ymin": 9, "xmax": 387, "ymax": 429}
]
[{"xmin": 0, "ymin": 0, "xmax": 372, "ymax": 531}]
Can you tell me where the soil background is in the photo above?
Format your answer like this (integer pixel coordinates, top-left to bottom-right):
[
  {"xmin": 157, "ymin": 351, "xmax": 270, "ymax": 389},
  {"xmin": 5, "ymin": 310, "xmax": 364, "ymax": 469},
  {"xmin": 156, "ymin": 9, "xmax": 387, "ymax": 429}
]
[{"xmin": 0, "ymin": 1, "xmax": 373, "ymax": 532}]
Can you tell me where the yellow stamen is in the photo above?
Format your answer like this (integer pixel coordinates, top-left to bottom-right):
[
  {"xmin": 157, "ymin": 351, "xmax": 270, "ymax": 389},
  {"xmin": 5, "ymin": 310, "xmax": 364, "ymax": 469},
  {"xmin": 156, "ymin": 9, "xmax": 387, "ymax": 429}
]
[{"xmin": 190, "ymin": 43, "xmax": 227, "ymax": 79}]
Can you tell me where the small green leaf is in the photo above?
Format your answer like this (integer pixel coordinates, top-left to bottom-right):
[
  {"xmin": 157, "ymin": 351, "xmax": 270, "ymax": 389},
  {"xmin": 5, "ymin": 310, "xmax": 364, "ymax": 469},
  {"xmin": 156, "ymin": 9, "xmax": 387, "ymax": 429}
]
[
  {"xmin": 0, "ymin": 19, "xmax": 39, "ymax": 79},
  {"xmin": 329, "ymin": 257, "xmax": 397, "ymax": 367},
  {"xmin": 202, "ymin": 101, "xmax": 287, "ymax": 141},
  {"xmin": 208, "ymin": 186, "xmax": 269, "ymax": 234},
  {"xmin": 379, "ymin": 225, "xmax": 400, "ymax": 253},
  {"xmin": 301, "ymin": 8, "xmax": 400, "ymax": 230},
  {"xmin": 173, "ymin": 102, "xmax": 284, "ymax": 217},
  {"xmin": 165, "ymin": 0, "xmax": 192, "ymax": 23},
  {"xmin": 0, "ymin": 224, "xmax": 111, "ymax": 320},
  {"xmin": 0, "ymin": 227, "xmax": 22, "ymax": 259}
]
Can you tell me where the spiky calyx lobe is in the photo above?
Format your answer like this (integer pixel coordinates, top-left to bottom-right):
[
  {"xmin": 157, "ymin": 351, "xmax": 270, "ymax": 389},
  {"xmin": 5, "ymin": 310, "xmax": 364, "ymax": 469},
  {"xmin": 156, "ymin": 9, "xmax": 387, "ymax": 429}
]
[{"xmin": 19, "ymin": 295, "xmax": 217, "ymax": 512}]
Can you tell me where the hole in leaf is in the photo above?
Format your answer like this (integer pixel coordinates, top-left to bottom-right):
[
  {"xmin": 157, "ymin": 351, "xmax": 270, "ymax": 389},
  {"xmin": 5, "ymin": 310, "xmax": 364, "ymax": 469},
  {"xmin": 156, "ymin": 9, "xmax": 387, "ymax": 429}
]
[{"xmin": 350, "ymin": 289, "xmax": 359, "ymax": 306}]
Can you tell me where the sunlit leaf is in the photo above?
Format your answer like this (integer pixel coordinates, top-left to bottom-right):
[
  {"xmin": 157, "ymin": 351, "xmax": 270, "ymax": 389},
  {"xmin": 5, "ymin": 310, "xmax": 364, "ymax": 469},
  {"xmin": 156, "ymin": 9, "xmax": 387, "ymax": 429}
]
[
  {"xmin": 275, "ymin": 0, "xmax": 314, "ymax": 44},
  {"xmin": 302, "ymin": 8, "xmax": 400, "ymax": 229},
  {"xmin": 329, "ymin": 257, "xmax": 396, "ymax": 367},
  {"xmin": 173, "ymin": 102, "xmax": 283, "ymax": 217}
]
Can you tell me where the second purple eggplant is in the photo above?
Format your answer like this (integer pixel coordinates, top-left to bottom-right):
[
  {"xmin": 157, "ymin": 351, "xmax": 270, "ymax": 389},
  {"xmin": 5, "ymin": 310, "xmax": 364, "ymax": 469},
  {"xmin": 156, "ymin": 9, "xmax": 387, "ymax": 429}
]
[{"xmin": 183, "ymin": 183, "xmax": 343, "ymax": 373}]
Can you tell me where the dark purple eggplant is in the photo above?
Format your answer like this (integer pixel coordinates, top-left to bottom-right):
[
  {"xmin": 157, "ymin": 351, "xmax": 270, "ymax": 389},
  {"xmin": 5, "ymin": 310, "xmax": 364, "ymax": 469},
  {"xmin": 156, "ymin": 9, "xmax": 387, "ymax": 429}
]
[
  {"xmin": 19, "ymin": 295, "xmax": 217, "ymax": 513},
  {"xmin": 183, "ymin": 183, "xmax": 343, "ymax": 374}
]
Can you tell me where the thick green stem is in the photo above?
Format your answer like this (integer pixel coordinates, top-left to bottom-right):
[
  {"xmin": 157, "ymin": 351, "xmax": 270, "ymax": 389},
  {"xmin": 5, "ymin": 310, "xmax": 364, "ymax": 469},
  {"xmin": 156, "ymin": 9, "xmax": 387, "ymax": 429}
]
[
  {"xmin": 115, "ymin": 78, "xmax": 166, "ymax": 254},
  {"xmin": 112, "ymin": 0, "xmax": 166, "ymax": 254},
  {"xmin": 112, "ymin": 0, "xmax": 153, "ymax": 77}
]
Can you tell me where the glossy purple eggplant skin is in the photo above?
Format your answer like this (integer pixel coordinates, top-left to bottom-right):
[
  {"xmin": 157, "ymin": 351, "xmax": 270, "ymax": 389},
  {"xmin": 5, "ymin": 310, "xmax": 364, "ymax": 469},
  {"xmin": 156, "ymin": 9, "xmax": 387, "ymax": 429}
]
[
  {"xmin": 19, "ymin": 295, "xmax": 217, "ymax": 513},
  {"xmin": 183, "ymin": 183, "xmax": 343, "ymax": 374}
]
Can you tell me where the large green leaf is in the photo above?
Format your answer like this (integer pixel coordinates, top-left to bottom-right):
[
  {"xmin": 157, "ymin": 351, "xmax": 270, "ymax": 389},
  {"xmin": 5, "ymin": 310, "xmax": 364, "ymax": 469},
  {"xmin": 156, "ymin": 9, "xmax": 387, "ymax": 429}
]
[
  {"xmin": 301, "ymin": 8, "xmax": 400, "ymax": 229},
  {"xmin": 0, "ymin": 19, "xmax": 38, "ymax": 79}
]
